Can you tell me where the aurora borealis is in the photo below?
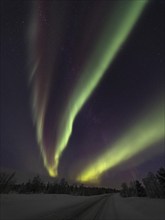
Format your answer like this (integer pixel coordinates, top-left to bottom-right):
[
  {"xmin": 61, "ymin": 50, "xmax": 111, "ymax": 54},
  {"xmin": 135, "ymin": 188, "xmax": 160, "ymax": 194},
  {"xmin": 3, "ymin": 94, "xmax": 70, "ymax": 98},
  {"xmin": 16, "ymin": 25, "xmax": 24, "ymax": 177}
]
[
  {"xmin": 29, "ymin": 1, "xmax": 149, "ymax": 178},
  {"xmin": 76, "ymin": 103, "xmax": 164, "ymax": 183},
  {"xmin": 1, "ymin": 0, "xmax": 164, "ymax": 187}
]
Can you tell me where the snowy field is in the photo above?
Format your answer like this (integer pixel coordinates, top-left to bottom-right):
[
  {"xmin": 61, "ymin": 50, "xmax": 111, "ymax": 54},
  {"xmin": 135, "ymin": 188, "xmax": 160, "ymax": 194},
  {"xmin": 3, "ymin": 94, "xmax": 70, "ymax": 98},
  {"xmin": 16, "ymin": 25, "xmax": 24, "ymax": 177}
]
[{"xmin": 0, "ymin": 193, "xmax": 165, "ymax": 220}]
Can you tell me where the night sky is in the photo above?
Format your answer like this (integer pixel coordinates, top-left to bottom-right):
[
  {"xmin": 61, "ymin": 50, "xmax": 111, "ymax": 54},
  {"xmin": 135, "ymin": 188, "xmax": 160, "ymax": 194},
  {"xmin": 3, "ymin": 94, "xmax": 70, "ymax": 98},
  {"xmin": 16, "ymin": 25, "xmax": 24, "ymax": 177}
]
[{"xmin": 1, "ymin": 0, "xmax": 165, "ymax": 187}]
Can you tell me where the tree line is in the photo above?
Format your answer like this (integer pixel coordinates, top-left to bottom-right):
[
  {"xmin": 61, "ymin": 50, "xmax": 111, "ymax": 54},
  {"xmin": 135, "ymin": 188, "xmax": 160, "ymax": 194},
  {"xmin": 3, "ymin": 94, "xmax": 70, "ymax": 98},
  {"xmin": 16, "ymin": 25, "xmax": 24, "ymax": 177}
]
[
  {"xmin": 120, "ymin": 167, "xmax": 165, "ymax": 198},
  {"xmin": 1, "ymin": 167, "xmax": 164, "ymax": 198},
  {"xmin": 0, "ymin": 173, "xmax": 117, "ymax": 196}
]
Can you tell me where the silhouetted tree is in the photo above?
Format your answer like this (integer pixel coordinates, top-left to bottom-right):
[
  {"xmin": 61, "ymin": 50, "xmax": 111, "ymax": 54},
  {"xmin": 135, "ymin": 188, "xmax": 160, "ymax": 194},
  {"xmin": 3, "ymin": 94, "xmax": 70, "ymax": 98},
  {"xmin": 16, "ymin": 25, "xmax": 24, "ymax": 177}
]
[
  {"xmin": 142, "ymin": 172, "xmax": 161, "ymax": 198},
  {"xmin": 156, "ymin": 167, "xmax": 165, "ymax": 197},
  {"xmin": 120, "ymin": 180, "xmax": 146, "ymax": 197},
  {"xmin": 0, "ymin": 172, "xmax": 16, "ymax": 193},
  {"xmin": 128, "ymin": 181, "xmax": 137, "ymax": 196},
  {"xmin": 31, "ymin": 175, "xmax": 44, "ymax": 193},
  {"xmin": 120, "ymin": 182, "xmax": 130, "ymax": 197},
  {"xmin": 134, "ymin": 180, "xmax": 146, "ymax": 197}
]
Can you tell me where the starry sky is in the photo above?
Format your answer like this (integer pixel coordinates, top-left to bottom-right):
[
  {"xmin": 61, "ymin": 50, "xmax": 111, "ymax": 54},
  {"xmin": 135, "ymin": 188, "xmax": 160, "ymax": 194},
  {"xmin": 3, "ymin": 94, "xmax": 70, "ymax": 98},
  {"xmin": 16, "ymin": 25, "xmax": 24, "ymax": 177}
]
[{"xmin": 1, "ymin": 0, "xmax": 164, "ymax": 187}]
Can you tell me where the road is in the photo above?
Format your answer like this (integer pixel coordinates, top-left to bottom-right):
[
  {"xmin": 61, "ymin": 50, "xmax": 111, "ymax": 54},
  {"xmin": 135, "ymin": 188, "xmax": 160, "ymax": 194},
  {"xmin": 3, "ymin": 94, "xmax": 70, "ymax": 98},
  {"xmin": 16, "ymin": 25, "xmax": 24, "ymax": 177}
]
[
  {"xmin": 1, "ymin": 193, "xmax": 164, "ymax": 220},
  {"xmin": 33, "ymin": 194, "xmax": 165, "ymax": 220},
  {"xmin": 35, "ymin": 194, "xmax": 110, "ymax": 220}
]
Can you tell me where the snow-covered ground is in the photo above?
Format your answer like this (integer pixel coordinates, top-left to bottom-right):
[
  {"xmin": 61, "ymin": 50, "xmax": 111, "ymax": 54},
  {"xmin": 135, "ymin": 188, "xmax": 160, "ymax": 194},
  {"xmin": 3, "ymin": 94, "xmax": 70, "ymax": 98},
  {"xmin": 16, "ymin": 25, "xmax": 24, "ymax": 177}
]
[
  {"xmin": 0, "ymin": 193, "xmax": 165, "ymax": 220},
  {"xmin": 0, "ymin": 194, "xmax": 89, "ymax": 220},
  {"xmin": 101, "ymin": 194, "xmax": 165, "ymax": 220}
]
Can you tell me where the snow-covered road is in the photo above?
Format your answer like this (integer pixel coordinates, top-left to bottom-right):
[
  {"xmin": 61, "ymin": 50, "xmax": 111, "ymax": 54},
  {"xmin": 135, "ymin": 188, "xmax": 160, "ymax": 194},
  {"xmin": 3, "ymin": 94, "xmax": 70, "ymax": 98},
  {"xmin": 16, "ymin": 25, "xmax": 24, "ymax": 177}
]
[
  {"xmin": 1, "ymin": 194, "xmax": 165, "ymax": 220},
  {"xmin": 35, "ymin": 194, "xmax": 165, "ymax": 220},
  {"xmin": 36, "ymin": 194, "xmax": 109, "ymax": 220}
]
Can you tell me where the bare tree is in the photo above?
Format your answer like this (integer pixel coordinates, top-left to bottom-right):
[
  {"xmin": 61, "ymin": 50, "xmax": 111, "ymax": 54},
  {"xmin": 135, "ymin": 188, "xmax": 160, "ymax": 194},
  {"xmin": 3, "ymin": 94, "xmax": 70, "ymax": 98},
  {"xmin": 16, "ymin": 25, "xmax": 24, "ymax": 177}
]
[
  {"xmin": 0, "ymin": 172, "xmax": 16, "ymax": 193},
  {"xmin": 142, "ymin": 172, "xmax": 161, "ymax": 198},
  {"xmin": 156, "ymin": 167, "xmax": 165, "ymax": 197}
]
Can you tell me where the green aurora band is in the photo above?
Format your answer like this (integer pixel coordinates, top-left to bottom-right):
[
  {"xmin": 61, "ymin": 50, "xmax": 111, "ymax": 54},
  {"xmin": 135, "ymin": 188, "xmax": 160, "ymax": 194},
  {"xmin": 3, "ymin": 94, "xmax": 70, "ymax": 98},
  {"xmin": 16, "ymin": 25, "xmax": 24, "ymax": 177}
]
[
  {"xmin": 30, "ymin": 1, "xmax": 148, "ymax": 177},
  {"xmin": 76, "ymin": 105, "xmax": 164, "ymax": 183},
  {"xmin": 51, "ymin": 1, "xmax": 148, "ymax": 176}
]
